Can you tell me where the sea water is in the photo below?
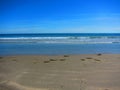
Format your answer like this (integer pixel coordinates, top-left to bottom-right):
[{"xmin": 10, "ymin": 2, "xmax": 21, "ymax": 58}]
[{"xmin": 0, "ymin": 33, "xmax": 120, "ymax": 55}]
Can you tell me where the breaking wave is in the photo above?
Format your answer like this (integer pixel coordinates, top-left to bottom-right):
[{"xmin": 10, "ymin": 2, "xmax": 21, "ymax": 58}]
[{"xmin": 0, "ymin": 36, "xmax": 120, "ymax": 44}]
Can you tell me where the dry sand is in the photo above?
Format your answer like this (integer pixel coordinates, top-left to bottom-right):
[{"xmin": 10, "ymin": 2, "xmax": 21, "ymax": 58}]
[{"xmin": 0, "ymin": 54, "xmax": 120, "ymax": 90}]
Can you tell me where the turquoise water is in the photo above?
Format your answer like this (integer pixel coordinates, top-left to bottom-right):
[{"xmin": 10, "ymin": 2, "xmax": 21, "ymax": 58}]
[{"xmin": 0, "ymin": 33, "xmax": 120, "ymax": 55}]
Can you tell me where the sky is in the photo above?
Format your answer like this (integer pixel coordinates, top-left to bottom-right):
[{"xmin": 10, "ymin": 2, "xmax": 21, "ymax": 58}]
[{"xmin": 0, "ymin": 0, "xmax": 120, "ymax": 33}]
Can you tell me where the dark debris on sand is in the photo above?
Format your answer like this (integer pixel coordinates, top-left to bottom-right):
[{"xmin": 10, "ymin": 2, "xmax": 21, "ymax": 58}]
[
  {"xmin": 63, "ymin": 55, "xmax": 69, "ymax": 57},
  {"xmin": 60, "ymin": 59, "xmax": 66, "ymax": 61},
  {"xmin": 49, "ymin": 59, "xmax": 57, "ymax": 61},
  {"xmin": 0, "ymin": 57, "xmax": 3, "ymax": 59},
  {"xmin": 97, "ymin": 53, "xmax": 102, "ymax": 56},
  {"xmin": 81, "ymin": 59, "xmax": 85, "ymax": 61},
  {"xmin": 94, "ymin": 59, "xmax": 101, "ymax": 61},
  {"xmin": 44, "ymin": 61, "xmax": 50, "ymax": 63}
]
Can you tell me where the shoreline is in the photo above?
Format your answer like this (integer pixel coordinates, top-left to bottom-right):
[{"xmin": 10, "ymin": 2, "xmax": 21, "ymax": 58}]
[
  {"xmin": 0, "ymin": 54, "xmax": 120, "ymax": 90},
  {"xmin": 1, "ymin": 53, "xmax": 120, "ymax": 56}
]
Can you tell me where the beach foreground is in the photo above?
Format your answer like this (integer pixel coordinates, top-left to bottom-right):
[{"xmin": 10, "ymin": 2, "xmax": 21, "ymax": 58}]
[{"xmin": 0, "ymin": 54, "xmax": 120, "ymax": 90}]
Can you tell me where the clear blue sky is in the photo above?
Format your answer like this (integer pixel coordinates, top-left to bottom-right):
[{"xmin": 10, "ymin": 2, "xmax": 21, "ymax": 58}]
[{"xmin": 0, "ymin": 0, "xmax": 120, "ymax": 33}]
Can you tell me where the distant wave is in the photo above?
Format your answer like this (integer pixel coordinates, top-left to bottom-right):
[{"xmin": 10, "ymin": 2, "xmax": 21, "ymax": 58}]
[
  {"xmin": 0, "ymin": 36, "xmax": 120, "ymax": 44},
  {"xmin": 0, "ymin": 36, "xmax": 120, "ymax": 39},
  {"xmin": 0, "ymin": 37, "xmax": 68, "ymax": 40}
]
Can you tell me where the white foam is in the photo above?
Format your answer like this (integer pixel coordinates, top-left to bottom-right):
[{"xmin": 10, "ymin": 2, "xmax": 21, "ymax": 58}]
[{"xmin": 0, "ymin": 36, "xmax": 120, "ymax": 44}]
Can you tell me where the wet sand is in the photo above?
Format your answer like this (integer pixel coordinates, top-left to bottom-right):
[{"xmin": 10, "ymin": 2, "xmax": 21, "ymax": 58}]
[{"xmin": 0, "ymin": 54, "xmax": 120, "ymax": 90}]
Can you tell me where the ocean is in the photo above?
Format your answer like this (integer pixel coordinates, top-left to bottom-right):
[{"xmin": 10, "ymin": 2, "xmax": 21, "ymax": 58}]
[{"xmin": 0, "ymin": 33, "xmax": 120, "ymax": 55}]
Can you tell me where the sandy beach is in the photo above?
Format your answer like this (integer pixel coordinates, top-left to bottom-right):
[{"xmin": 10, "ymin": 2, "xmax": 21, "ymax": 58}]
[{"xmin": 0, "ymin": 54, "xmax": 120, "ymax": 90}]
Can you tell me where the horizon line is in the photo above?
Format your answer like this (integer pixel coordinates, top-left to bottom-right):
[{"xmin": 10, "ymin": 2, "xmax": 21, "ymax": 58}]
[{"xmin": 0, "ymin": 32, "xmax": 120, "ymax": 34}]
